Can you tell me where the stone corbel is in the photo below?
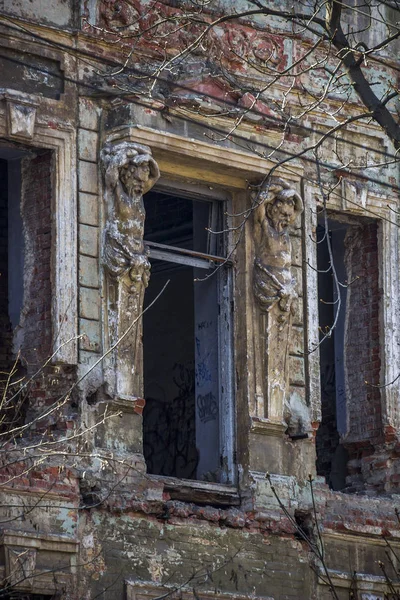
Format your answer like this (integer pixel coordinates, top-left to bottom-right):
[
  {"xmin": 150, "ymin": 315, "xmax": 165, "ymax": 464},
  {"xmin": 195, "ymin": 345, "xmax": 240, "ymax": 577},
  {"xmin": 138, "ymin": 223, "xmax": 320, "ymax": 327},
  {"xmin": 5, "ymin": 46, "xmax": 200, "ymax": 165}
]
[{"xmin": 5, "ymin": 93, "xmax": 39, "ymax": 139}]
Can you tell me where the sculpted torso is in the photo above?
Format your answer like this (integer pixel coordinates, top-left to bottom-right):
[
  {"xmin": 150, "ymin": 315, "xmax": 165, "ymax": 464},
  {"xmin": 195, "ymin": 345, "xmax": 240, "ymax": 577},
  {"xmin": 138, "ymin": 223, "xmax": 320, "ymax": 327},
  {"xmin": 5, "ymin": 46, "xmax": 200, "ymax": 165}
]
[
  {"xmin": 113, "ymin": 185, "xmax": 146, "ymax": 256},
  {"xmin": 101, "ymin": 142, "xmax": 160, "ymax": 281},
  {"xmin": 257, "ymin": 213, "xmax": 293, "ymax": 285}
]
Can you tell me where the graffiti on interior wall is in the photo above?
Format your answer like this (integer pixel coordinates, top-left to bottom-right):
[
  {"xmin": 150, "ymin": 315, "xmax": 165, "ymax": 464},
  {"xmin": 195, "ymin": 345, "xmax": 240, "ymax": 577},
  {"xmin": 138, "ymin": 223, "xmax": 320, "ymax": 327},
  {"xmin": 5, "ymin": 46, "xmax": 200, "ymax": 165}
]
[
  {"xmin": 195, "ymin": 332, "xmax": 213, "ymax": 386},
  {"xmin": 195, "ymin": 326, "xmax": 218, "ymax": 424},
  {"xmin": 143, "ymin": 363, "xmax": 198, "ymax": 479},
  {"xmin": 197, "ymin": 392, "xmax": 218, "ymax": 423},
  {"xmin": 316, "ymin": 362, "xmax": 340, "ymax": 482}
]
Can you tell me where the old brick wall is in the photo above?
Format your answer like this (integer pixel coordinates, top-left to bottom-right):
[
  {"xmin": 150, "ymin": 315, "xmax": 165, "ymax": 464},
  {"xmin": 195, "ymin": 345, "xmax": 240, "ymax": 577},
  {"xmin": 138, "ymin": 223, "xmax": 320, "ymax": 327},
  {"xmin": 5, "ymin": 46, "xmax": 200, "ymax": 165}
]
[
  {"xmin": 344, "ymin": 222, "xmax": 382, "ymax": 490},
  {"xmin": 315, "ymin": 220, "xmax": 383, "ymax": 492},
  {"xmin": 73, "ymin": 483, "xmax": 400, "ymax": 600},
  {"xmin": 18, "ymin": 150, "xmax": 77, "ymax": 431},
  {"xmin": 20, "ymin": 150, "xmax": 53, "ymax": 369}
]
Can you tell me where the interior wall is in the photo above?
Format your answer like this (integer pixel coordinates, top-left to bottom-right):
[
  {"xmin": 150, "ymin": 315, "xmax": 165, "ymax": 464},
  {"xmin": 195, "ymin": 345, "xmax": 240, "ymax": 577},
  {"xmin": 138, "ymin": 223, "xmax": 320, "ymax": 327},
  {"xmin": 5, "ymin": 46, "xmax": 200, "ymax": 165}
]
[
  {"xmin": 316, "ymin": 223, "xmax": 342, "ymax": 488},
  {"xmin": 345, "ymin": 221, "xmax": 382, "ymax": 489},
  {"xmin": 16, "ymin": 150, "xmax": 53, "ymax": 369},
  {"xmin": 143, "ymin": 265, "xmax": 197, "ymax": 479}
]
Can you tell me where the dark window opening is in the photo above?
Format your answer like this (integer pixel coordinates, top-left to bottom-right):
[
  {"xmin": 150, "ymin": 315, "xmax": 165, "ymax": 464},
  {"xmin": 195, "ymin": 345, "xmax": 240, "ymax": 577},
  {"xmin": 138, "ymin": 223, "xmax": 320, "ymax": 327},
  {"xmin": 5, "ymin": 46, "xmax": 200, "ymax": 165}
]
[
  {"xmin": 316, "ymin": 218, "xmax": 348, "ymax": 491},
  {"xmin": 0, "ymin": 152, "xmax": 24, "ymax": 376},
  {"xmin": 143, "ymin": 190, "xmax": 232, "ymax": 482},
  {"xmin": 316, "ymin": 215, "xmax": 381, "ymax": 491},
  {"xmin": 0, "ymin": 146, "xmax": 53, "ymax": 431},
  {"xmin": 0, "ymin": 149, "xmax": 26, "ymax": 435}
]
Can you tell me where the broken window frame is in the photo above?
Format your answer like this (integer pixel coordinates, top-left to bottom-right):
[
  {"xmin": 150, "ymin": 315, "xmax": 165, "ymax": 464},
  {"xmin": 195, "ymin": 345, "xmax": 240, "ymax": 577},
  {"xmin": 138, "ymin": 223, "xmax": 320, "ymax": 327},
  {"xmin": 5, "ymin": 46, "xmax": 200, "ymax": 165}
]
[{"xmin": 142, "ymin": 179, "xmax": 236, "ymax": 485}]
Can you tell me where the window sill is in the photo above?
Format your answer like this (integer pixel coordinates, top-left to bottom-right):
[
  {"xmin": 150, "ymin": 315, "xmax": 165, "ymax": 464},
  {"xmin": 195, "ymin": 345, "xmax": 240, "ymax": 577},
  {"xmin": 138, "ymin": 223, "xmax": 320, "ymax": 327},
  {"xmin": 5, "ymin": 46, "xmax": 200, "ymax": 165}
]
[{"xmin": 149, "ymin": 475, "xmax": 240, "ymax": 507}]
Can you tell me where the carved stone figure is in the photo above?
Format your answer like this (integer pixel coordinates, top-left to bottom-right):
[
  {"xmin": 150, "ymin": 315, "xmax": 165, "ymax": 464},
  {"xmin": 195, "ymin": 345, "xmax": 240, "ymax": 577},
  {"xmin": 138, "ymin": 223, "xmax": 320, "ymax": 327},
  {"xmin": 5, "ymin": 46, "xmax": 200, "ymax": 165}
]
[
  {"xmin": 253, "ymin": 179, "xmax": 303, "ymax": 319},
  {"xmin": 253, "ymin": 179, "xmax": 303, "ymax": 424},
  {"xmin": 101, "ymin": 141, "xmax": 160, "ymax": 400}
]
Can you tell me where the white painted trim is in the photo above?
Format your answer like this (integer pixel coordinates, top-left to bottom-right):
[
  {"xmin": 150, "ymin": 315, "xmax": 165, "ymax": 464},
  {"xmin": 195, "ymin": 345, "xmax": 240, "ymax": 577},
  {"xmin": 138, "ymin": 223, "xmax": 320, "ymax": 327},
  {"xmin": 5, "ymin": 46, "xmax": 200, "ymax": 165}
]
[
  {"xmin": 379, "ymin": 217, "xmax": 400, "ymax": 430},
  {"xmin": 302, "ymin": 182, "xmax": 321, "ymax": 423}
]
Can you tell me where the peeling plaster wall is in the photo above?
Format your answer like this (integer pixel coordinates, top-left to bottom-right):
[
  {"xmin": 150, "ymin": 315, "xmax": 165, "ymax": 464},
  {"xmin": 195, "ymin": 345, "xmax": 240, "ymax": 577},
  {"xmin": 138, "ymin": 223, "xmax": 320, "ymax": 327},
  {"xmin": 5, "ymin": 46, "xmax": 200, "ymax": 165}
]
[
  {"xmin": 77, "ymin": 511, "xmax": 315, "ymax": 600},
  {"xmin": 0, "ymin": 0, "xmax": 76, "ymax": 28}
]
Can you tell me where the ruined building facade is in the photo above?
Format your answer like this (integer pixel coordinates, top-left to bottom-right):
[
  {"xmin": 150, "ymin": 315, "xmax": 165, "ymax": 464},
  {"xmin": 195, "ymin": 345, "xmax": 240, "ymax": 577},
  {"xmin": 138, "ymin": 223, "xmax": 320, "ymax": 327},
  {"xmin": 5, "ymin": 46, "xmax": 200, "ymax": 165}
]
[{"xmin": 0, "ymin": 1, "xmax": 400, "ymax": 598}]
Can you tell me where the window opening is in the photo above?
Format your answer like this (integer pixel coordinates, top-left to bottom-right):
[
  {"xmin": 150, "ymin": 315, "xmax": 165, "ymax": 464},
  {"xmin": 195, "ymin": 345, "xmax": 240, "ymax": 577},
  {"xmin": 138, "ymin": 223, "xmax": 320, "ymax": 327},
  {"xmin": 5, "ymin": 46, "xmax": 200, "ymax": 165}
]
[
  {"xmin": 316, "ymin": 215, "xmax": 381, "ymax": 491},
  {"xmin": 0, "ymin": 150, "xmax": 24, "ymax": 377},
  {"xmin": 316, "ymin": 218, "xmax": 348, "ymax": 490},
  {"xmin": 142, "ymin": 190, "xmax": 233, "ymax": 483},
  {"xmin": 0, "ymin": 146, "xmax": 53, "ymax": 432}
]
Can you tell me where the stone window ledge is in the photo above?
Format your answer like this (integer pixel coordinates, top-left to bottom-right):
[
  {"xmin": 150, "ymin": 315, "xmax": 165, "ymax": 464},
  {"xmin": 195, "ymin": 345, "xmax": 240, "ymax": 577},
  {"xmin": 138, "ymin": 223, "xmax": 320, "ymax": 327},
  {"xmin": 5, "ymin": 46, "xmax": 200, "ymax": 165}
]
[
  {"xmin": 126, "ymin": 580, "xmax": 274, "ymax": 600},
  {"xmin": 149, "ymin": 475, "xmax": 240, "ymax": 506},
  {"xmin": 318, "ymin": 566, "xmax": 400, "ymax": 597}
]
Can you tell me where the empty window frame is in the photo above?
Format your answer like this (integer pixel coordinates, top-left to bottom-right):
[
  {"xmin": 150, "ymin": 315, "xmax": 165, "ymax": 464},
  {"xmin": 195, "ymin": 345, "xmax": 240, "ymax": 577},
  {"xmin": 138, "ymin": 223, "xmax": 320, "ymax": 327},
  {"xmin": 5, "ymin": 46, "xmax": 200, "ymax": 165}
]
[
  {"xmin": 315, "ymin": 214, "xmax": 381, "ymax": 491},
  {"xmin": 0, "ymin": 146, "xmax": 53, "ymax": 374},
  {"xmin": 142, "ymin": 188, "xmax": 234, "ymax": 484},
  {"xmin": 0, "ymin": 152, "xmax": 24, "ymax": 377}
]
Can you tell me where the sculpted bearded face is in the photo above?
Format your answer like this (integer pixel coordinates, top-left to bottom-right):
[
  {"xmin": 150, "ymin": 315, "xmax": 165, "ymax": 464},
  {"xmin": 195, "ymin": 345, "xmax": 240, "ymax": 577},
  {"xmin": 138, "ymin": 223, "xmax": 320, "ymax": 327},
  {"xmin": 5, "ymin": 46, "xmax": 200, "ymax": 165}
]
[
  {"xmin": 119, "ymin": 160, "xmax": 151, "ymax": 199},
  {"xmin": 266, "ymin": 196, "xmax": 296, "ymax": 233}
]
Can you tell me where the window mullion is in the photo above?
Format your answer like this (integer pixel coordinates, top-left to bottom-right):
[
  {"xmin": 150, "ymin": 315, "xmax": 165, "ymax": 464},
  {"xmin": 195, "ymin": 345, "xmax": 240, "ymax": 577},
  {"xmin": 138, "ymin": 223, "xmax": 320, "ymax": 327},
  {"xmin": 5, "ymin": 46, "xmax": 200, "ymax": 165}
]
[{"xmin": 145, "ymin": 240, "xmax": 232, "ymax": 265}]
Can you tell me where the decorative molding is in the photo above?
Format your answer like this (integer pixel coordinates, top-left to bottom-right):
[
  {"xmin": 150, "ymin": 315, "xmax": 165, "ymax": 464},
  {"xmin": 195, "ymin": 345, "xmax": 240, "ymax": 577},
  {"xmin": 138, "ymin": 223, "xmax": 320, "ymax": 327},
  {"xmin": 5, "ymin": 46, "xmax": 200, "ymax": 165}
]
[
  {"xmin": 126, "ymin": 580, "xmax": 274, "ymax": 600},
  {"xmin": 106, "ymin": 124, "xmax": 303, "ymax": 190},
  {"xmin": 322, "ymin": 529, "xmax": 400, "ymax": 545},
  {"xmin": 1, "ymin": 529, "xmax": 78, "ymax": 555},
  {"xmin": 0, "ymin": 530, "xmax": 78, "ymax": 594},
  {"xmin": 5, "ymin": 95, "xmax": 38, "ymax": 139},
  {"xmin": 250, "ymin": 418, "xmax": 287, "ymax": 437},
  {"xmin": 380, "ymin": 217, "xmax": 400, "ymax": 431},
  {"xmin": 318, "ymin": 566, "xmax": 399, "ymax": 598}
]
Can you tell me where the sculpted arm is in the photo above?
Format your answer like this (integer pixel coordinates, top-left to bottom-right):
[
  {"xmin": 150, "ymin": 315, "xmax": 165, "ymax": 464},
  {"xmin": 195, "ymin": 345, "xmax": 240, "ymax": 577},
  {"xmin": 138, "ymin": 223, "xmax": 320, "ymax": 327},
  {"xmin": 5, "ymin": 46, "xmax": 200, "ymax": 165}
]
[{"xmin": 253, "ymin": 193, "xmax": 267, "ymax": 237}]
